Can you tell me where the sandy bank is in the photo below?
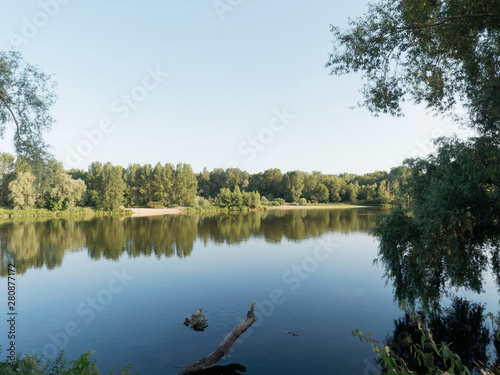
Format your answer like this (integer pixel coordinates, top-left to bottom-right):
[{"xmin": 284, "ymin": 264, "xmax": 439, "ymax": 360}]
[{"xmin": 129, "ymin": 207, "xmax": 183, "ymax": 217}]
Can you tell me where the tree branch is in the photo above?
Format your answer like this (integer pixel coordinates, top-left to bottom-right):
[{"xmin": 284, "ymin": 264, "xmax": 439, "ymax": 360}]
[
  {"xmin": 177, "ymin": 302, "xmax": 257, "ymax": 375},
  {"xmin": 399, "ymin": 13, "xmax": 498, "ymax": 30},
  {"xmin": 0, "ymin": 88, "xmax": 20, "ymax": 137}
]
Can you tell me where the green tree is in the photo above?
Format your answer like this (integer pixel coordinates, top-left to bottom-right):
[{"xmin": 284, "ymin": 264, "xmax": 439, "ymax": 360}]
[
  {"xmin": 358, "ymin": 183, "xmax": 377, "ymax": 202},
  {"xmin": 225, "ymin": 168, "xmax": 249, "ymax": 191},
  {"xmin": 326, "ymin": 0, "xmax": 500, "ymax": 135},
  {"xmin": 249, "ymin": 191, "xmax": 261, "ymax": 209},
  {"xmin": 215, "ymin": 187, "xmax": 232, "ymax": 208},
  {"xmin": 49, "ymin": 173, "xmax": 86, "ymax": 210},
  {"xmin": 124, "ymin": 163, "xmax": 141, "ymax": 207},
  {"xmin": 374, "ymin": 137, "xmax": 500, "ymax": 310},
  {"xmin": 0, "ymin": 152, "xmax": 15, "ymax": 206},
  {"xmin": 282, "ymin": 171, "xmax": 305, "ymax": 203},
  {"xmin": 152, "ymin": 162, "xmax": 174, "ymax": 206},
  {"xmin": 197, "ymin": 167, "xmax": 211, "ymax": 198},
  {"xmin": 36, "ymin": 159, "xmax": 65, "ymax": 208},
  {"xmin": 173, "ymin": 163, "xmax": 197, "ymax": 206},
  {"xmin": 310, "ymin": 183, "xmax": 329, "ymax": 203},
  {"xmin": 8, "ymin": 171, "xmax": 36, "ymax": 209},
  {"xmin": 208, "ymin": 168, "xmax": 227, "ymax": 197},
  {"xmin": 86, "ymin": 162, "xmax": 126, "ymax": 210},
  {"xmin": 344, "ymin": 181, "xmax": 360, "ymax": 203},
  {"xmin": 262, "ymin": 168, "xmax": 283, "ymax": 197},
  {"xmin": 232, "ymin": 185, "xmax": 243, "ymax": 207},
  {"xmin": 138, "ymin": 164, "xmax": 154, "ymax": 205},
  {"xmin": 0, "ymin": 50, "xmax": 56, "ymax": 161},
  {"xmin": 324, "ymin": 175, "xmax": 346, "ymax": 203},
  {"xmin": 377, "ymin": 180, "xmax": 391, "ymax": 204}
]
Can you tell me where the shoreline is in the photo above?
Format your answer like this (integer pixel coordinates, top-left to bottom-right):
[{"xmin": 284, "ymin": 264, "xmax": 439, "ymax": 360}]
[
  {"xmin": 129, "ymin": 207, "xmax": 184, "ymax": 217},
  {"xmin": 268, "ymin": 204, "xmax": 374, "ymax": 210},
  {"xmin": 128, "ymin": 204, "xmax": 378, "ymax": 217}
]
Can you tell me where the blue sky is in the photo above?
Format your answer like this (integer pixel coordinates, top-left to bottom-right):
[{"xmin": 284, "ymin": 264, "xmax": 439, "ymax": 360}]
[{"xmin": 0, "ymin": 0, "xmax": 469, "ymax": 175}]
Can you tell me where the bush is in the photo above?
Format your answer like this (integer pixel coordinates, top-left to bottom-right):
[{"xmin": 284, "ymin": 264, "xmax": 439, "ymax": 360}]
[
  {"xmin": 298, "ymin": 198, "xmax": 307, "ymax": 205},
  {"xmin": 274, "ymin": 198, "xmax": 285, "ymax": 206},
  {"xmin": 148, "ymin": 201, "xmax": 164, "ymax": 209}
]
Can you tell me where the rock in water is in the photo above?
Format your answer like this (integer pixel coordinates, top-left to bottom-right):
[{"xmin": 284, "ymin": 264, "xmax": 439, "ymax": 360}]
[{"xmin": 184, "ymin": 308, "xmax": 208, "ymax": 331}]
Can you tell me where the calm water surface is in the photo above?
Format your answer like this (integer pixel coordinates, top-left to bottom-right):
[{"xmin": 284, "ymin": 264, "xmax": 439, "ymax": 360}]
[{"xmin": 1, "ymin": 208, "xmax": 498, "ymax": 374}]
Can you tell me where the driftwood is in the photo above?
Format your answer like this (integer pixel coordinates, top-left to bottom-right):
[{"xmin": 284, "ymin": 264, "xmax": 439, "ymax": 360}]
[{"xmin": 177, "ymin": 302, "xmax": 257, "ymax": 375}]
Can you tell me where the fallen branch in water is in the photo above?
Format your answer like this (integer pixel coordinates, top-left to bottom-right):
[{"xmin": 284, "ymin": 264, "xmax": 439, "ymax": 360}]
[{"xmin": 177, "ymin": 302, "xmax": 257, "ymax": 375}]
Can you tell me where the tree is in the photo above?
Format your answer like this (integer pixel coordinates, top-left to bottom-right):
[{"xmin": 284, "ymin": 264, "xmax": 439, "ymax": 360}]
[
  {"xmin": 138, "ymin": 164, "xmax": 154, "ymax": 204},
  {"xmin": 225, "ymin": 168, "xmax": 249, "ymax": 191},
  {"xmin": 9, "ymin": 171, "xmax": 36, "ymax": 209},
  {"xmin": 374, "ymin": 137, "xmax": 500, "ymax": 309},
  {"xmin": 344, "ymin": 181, "xmax": 360, "ymax": 203},
  {"xmin": 262, "ymin": 168, "xmax": 283, "ymax": 197},
  {"xmin": 376, "ymin": 180, "xmax": 391, "ymax": 204},
  {"xmin": 0, "ymin": 152, "xmax": 15, "ymax": 206},
  {"xmin": 36, "ymin": 159, "xmax": 65, "ymax": 208},
  {"xmin": 310, "ymin": 183, "xmax": 329, "ymax": 203},
  {"xmin": 323, "ymin": 175, "xmax": 346, "ymax": 203},
  {"xmin": 173, "ymin": 163, "xmax": 197, "ymax": 206},
  {"xmin": 231, "ymin": 185, "xmax": 243, "ymax": 207},
  {"xmin": 152, "ymin": 162, "xmax": 173, "ymax": 206},
  {"xmin": 328, "ymin": 1, "xmax": 500, "ymax": 310},
  {"xmin": 282, "ymin": 171, "xmax": 305, "ymax": 203},
  {"xmin": 215, "ymin": 187, "xmax": 232, "ymax": 208},
  {"xmin": 326, "ymin": 0, "xmax": 500, "ymax": 136},
  {"xmin": 0, "ymin": 50, "xmax": 56, "ymax": 161},
  {"xmin": 197, "ymin": 167, "xmax": 211, "ymax": 198},
  {"xmin": 86, "ymin": 162, "xmax": 126, "ymax": 210},
  {"xmin": 49, "ymin": 173, "xmax": 86, "ymax": 210}
]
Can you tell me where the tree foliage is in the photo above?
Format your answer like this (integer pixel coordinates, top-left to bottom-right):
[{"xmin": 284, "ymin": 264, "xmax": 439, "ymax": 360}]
[
  {"xmin": 0, "ymin": 50, "xmax": 56, "ymax": 161},
  {"xmin": 374, "ymin": 137, "xmax": 500, "ymax": 310},
  {"xmin": 86, "ymin": 162, "xmax": 126, "ymax": 211},
  {"xmin": 326, "ymin": 0, "xmax": 500, "ymax": 135},
  {"xmin": 8, "ymin": 171, "xmax": 36, "ymax": 209}
]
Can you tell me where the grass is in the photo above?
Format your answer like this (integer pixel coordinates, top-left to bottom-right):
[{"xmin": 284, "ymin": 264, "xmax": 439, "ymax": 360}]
[{"xmin": 0, "ymin": 207, "xmax": 132, "ymax": 218}]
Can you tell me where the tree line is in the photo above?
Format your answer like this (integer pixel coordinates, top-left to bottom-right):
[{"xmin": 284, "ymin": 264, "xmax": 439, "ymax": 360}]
[{"xmin": 0, "ymin": 153, "xmax": 409, "ymax": 211}]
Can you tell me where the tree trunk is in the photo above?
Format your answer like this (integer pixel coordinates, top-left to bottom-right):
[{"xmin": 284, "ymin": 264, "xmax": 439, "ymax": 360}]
[{"xmin": 177, "ymin": 302, "xmax": 257, "ymax": 375}]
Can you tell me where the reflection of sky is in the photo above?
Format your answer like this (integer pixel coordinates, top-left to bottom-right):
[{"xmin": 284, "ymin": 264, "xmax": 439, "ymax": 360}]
[{"xmin": 7, "ymin": 230, "xmax": 402, "ymax": 374}]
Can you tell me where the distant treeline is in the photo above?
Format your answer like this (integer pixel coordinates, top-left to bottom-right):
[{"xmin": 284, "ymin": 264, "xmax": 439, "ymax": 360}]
[{"xmin": 0, "ymin": 152, "xmax": 409, "ymax": 211}]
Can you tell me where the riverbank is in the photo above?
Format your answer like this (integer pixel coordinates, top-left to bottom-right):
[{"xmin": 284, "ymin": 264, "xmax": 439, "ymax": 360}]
[
  {"xmin": 127, "ymin": 204, "xmax": 379, "ymax": 217},
  {"xmin": 0, "ymin": 207, "xmax": 132, "ymax": 219},
  {"xmin": 129, "ymin": 207, "xmax": 184, "ymax": 217},
  {"xmin": 269, "ymin": 204, "xmax": 374, "ymax": 210}
]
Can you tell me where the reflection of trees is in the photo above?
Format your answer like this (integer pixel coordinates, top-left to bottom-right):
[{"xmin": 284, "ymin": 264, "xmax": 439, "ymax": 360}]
[
  {"xmin": 0, "ymin": 208, "xmax": 381, "ymax": 275},
  {"xmin": 384, "ymin": 298, "xmax": 490, "ymax": 373},
  {"xmin": 0, "ymin": 219, "xmax": 87, "ymax": 276},
  {"xmin": 374, "ymin": 208, "xmax": 494, "ymax": 310}
]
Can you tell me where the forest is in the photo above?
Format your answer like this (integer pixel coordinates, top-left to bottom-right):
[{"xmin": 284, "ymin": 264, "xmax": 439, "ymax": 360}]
[{"xmin": 0, "ymin": 152, "xmax": 407, "ymax": 212}]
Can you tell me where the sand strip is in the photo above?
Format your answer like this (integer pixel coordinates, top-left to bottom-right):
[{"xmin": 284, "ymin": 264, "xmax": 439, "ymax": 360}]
[{"xmin": 129, "ymin": 208, "xmax": 183, "ymax": 217}]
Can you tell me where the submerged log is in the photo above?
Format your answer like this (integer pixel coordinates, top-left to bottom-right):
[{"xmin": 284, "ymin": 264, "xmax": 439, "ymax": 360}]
[{"xmin": 177, "ymin": 302, "xmax": 257, "ymax": 375}]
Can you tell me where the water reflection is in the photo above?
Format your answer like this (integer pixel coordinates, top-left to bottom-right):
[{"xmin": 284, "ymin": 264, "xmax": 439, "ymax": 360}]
[
  {"xmin": 375, "ymin": 223, "xmax": 498, "ymax": 311},
  {"xmin": 384, "ymin": 298, "xmax": 491, "ymax": 373},
  {"xmin": 0, "ymin": 208, "xmax": 382, "ymax": 276}
]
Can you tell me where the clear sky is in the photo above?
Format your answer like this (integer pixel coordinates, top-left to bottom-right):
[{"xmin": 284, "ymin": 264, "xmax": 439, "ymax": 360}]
[{"xmin": 0, "ymin": 0, "xmax": 470, "ymax": 175}]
